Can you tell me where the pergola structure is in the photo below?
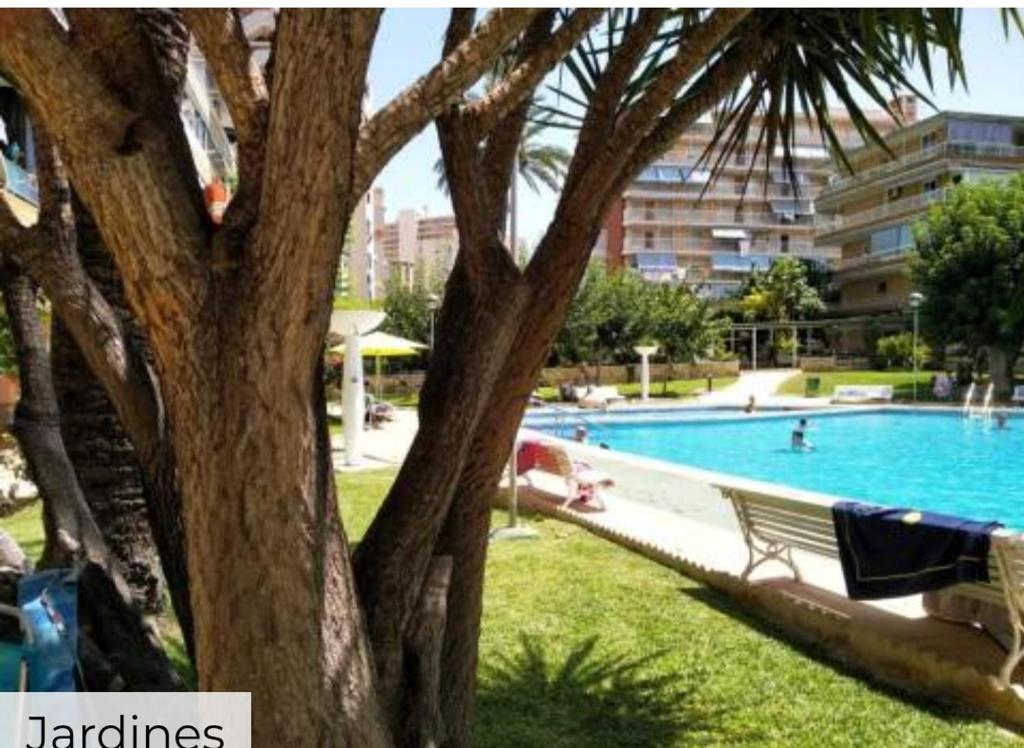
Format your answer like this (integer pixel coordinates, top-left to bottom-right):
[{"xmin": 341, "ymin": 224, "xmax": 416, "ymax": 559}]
[{"xmin": 725, "ymin": 312, "xmax": 908, "ymax": 370}]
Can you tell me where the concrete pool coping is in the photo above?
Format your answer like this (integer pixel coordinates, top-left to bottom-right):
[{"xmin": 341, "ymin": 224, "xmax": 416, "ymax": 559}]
[{"xmin": 513, "ymin": 411, "xmax": 1024, "ymax": 732}]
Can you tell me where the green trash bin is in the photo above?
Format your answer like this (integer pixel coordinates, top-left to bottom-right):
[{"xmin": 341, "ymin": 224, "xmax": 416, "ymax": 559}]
[{"xmin": 805, "ymin": 376, "xmax": 821, "ymax": 397}]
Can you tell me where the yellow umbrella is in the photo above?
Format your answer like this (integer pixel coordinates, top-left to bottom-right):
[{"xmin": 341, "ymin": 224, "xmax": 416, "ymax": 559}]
[{"xmin": 329, "ymin": 331, "xmax": 427, "ymax": 398}]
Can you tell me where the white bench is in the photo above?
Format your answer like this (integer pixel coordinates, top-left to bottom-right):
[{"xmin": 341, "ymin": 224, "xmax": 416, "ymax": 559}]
[
  {"xmin": 720, "ymin": 484, "xmax": 1024, "ymax": 686},
  {"xmin": 831, "ymin": 384, "xmax": 894, "ymax": 404},
  {"xmin": 1012, "ymin": 385, "xmax": 1024, "ymax": 405}
]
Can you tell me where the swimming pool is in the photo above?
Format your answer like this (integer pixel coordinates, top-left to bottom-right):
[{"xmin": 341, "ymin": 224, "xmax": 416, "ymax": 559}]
[{"xmin": 526, "ymin": 409, "xmax": 1024, "ymax": 528}]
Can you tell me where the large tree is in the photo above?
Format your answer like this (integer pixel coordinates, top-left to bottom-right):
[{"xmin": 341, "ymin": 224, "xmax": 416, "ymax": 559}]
[
  {"xmin": 912, "ymin": 174, "xmax": 1024, "ymax": 398},
  {"xmin": 0, "ymin": 7, "xmax": 971, "ymax": 746}
]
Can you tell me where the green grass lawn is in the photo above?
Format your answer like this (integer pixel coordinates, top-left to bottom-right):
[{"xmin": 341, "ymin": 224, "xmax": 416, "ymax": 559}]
[
  {"xmin": 2, "ymin": 471, "xmax": 1014, "ymax": 744},
  {"xmin": 536, "ymin": 376, "xmax": 738, "ymax": 403},
  {"xmin": 777, "ymin": 370, "xmax": 943, "ymax": 401}
]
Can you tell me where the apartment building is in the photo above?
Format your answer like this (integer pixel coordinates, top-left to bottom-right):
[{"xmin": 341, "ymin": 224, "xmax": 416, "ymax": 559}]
[
  {"xmin": 597, "ymin": 102, "xmax": 904, "ymax": 298},
  {"xmin": 369, "ymin": 188, "xmax": 459, "ymax": 294},
  {"xmin": 816, "ymin": 111, "xmax": 1024, "ymax": 317},
  {"xmin": 181, "ymin": 42, "xmax": 237, "ymax": 192}
]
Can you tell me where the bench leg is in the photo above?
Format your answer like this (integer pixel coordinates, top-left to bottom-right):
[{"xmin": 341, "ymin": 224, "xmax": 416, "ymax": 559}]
[
  {"xmin": 726, "ymin": 490, "xmax": 802, "ymax": 583},
  {"xmin": 741, "ymin": 539, "xmax": 802, "ymax": 583},
  {"xmin": 993, "ymin": 545, "xmax": 1024, "ymax": 687}
]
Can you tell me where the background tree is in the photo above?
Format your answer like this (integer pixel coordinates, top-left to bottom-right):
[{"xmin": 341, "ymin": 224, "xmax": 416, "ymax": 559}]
[
  {"xmin": 649, "ymin": 281, "xmax": 722, "ymax": 390},
  {"xmin": 380, "ymin": 275, "xmax": 439, "ymax": 350},
  {"xmin": 912, "ymin": 174, "xmax": 1024, "ymax": 398},
  {"xmin": 739, "ymin": 255, "xmax": 825, "ymax": 322}
]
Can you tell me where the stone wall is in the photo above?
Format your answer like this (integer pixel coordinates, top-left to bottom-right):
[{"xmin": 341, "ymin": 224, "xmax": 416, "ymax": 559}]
[{"xmin": 370, "ymin": 360, "xmax": 740, "ymax": 396}]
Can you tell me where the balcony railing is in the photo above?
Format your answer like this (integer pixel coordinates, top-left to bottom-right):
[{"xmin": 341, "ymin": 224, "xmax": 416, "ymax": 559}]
[
  {"xmin": 816, "ymin": 188, "xmax": 947, "ymax": 234},
  {"xmin": 0, "ymin": 155, "xmax": 39, "ymax": 206},
  {"xmin": 826, "ymin": 140, "xmax": 1024, "ymax": 194},
  {"xmin": 624, "ymin": 207, "xmax": 817, "ymax": 228},
  {"xmin": 836, "ymin": 247, "xmax": 912, "ymax": 272},
  {"xmin": 624, "ymin": 238, "xmax": 822, "ymax": 258}
]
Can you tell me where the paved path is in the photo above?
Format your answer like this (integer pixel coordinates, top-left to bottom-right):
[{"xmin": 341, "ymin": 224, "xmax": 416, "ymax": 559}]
[{"xmin": 698, "ymin": 368, "xmax": 801, "ymax": 405}]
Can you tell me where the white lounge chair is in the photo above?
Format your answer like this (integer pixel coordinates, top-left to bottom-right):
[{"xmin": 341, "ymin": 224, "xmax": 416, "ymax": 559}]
[
  {"xmin": 831, "ymin": 384, "xmax": 894, "ymax": 404},
  {"xmin": 1012, "ymin": 385, "xmax": 1024, "ymax": 406}
]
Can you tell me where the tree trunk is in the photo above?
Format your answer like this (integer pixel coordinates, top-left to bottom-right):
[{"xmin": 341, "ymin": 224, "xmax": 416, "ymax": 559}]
[
  {"xmin": 50, "ymin": 207, "xmax": 165, "ymax": 613},
  {"xmin": 436, "ymin": 224, "xmax": 599, "ymax": 747},
  {"xmin": 172, "ymin": 312, "xmax": 390, "ymax": 744},
  {"xmin": 0, "ymin": 261, "xmax": 182, "ymax": 690},
  {"xmin": 988, "ymin": 344, "xmax": 1018, "ymax": 401}
]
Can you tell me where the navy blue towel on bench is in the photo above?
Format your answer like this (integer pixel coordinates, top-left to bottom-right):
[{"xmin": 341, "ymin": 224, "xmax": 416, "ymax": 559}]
[{"xmin": 832, "ymin": 501, "xmax": 1002, "ymax": 600}]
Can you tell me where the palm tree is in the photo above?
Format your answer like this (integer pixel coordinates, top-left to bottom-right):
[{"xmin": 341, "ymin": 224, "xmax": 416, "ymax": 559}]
[{"xmin": 433, "ymin": 109, "xmax": 570, "ymax": 256}]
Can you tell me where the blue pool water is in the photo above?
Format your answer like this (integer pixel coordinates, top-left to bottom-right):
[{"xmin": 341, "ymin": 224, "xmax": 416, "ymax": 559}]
[{"xmin": 528, "ymin": 409, "xmax": 1024, "ymax": 528}]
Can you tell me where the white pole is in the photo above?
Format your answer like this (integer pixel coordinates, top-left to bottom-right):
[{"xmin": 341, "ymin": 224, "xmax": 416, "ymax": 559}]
[
  {"xmin": 752, "ymin": 328, "xmax": 758, "ymax": 371},
  {"xmin": 913, "ymin": 308, "xmax": 919, "ymax": 402},
  {"xmin": 342, "ymin": 332, "xmax": 365, "ymax": 465},
  {"xmin": 508, "ymin": 441, "xmax": 518, "ymax": 528}
]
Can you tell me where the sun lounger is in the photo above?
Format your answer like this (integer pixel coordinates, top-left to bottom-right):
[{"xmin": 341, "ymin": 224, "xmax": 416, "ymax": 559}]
[
  {"xmin": 1012, "ymin": 385, "xmax": 1024, "ymax": 405},
  {"xmin": 720, "ymin": 483, "xmax": 1024, "ymax": 686},
  {"xmin": 831, "ymin": 384, "xmax": 894, "ymax": 404},
  {"xmin": 573, "ymin": 385, "xmax": 625, "ymax": 409},
  {"xmin": 517, "ymin": 440, "xmax": 613, "ymax": 510}
]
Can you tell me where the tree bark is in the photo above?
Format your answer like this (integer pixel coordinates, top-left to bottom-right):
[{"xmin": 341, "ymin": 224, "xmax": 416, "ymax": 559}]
[
  {"xmin": 988, "ymin": 344, "xmax": 1018, "ymax": 401},
  {"xmin": 50, "ymin": 207, "xmax": 165, "ymax": 613}
]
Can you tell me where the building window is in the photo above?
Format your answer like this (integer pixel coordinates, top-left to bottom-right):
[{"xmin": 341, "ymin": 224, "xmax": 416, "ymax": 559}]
[
  {"xmin": 780, "ymin": 234, "xmax": 790, "ymax": 253},
  {"xmin": 922, "ymin": 131, "xmax": 939, "ymax": 149},
  {"xmin": 952, "ymin": 173, "xmax": 963, "ymax": 185},
  {"xmin": 877, "ymin": 281, "xmax": 888, "ymax": 295},
  {"xmin": 644, "ymin": 231, "xmax": 654, "ymax": 248},
  {"xmin": 886, "ymin": 186, "xmax": 903, "ymax": 201},
  {"xmin": 923, "ymin": 179, "xmax": 939, "ymax": 193}
]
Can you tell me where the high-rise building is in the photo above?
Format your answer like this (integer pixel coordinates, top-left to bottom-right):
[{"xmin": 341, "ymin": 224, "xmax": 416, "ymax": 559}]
[
  {"xmin": 181, "ymin": 41, "xmax": 237, "ymax": 191},
  {"xmin": 371, "ymin": 188, "xmax": 458, "ymax": 294},
  {"xmin": 816, "ymin": 110, "xmax": 1024, "ymax": 317},
  {"xmin": 597, "ymin": 101, "xmax": 904, "ymax": 298}
]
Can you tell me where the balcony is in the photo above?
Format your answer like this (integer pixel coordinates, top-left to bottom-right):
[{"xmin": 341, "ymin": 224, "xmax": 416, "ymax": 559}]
[
  {"xmin": 835, "ymin": 247, "xmax": 912, "ymax": 277},
  {"xmin": 623, "ymin": 206, "xmax": 817, "ymax": 228},
  {"xmin": 816, "ymin": 189, "xmax": 947, "ymax": 236},
  {"xmin": 824, "ymin": 140, "xmax": 1024, "ymax": 196}
]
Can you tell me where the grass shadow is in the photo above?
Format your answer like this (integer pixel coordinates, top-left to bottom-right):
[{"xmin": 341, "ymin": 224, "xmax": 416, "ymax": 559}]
[{"xmin": 473, "ymin": 633, "xmax": 751, "ymax": 747}]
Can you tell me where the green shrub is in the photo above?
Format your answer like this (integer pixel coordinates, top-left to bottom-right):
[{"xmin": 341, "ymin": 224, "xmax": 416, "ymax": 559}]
[{"xmin": 875, "ymin": 332, "xmax": 930, "ymax": 370}]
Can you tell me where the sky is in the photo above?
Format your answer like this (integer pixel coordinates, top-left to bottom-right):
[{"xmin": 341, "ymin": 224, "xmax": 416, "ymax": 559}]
[{"xmin": 368, "ymin": 9, "xmax": 1024, "ymax": 249}]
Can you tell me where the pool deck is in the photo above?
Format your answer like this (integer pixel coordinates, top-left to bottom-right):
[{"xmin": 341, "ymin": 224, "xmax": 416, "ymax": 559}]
[{"xmin": 510, "ymin": 436, "xmax": 1024, "ymax": 732}]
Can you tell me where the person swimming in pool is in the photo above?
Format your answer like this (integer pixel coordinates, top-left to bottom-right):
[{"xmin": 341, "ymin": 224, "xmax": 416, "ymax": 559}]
[{"xmin": 791, "ymin": 418, "xmax": 813, "ymax": 450}]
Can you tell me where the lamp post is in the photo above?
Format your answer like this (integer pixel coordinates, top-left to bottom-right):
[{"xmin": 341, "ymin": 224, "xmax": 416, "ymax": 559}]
[
  {"xmin": 908, "ymin": 292, "xmax": 924, "ymax": 402},
  {"xmin": 634, "ymin": 344, "xmax": 659, "ymax": 401},
  {"xmin": 426, "ymin": 293, "xmax": 440, "ymax": 351}
]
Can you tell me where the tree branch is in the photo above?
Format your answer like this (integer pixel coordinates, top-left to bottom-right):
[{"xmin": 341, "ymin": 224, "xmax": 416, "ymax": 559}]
[
  {"xmin": 0, "ymin": 9, "xmax": 209, "ymax": 354},
  {"xmin": 527, "ymin": 9, "xmax": 752, "ymax": 285},
  {"xmin": 352, "ymin": 8, "xmax": 542, "ymax": 196},
  {"xmin": 464, "ymin": 8, "xmax": 604, "ymax": 139},
  {"xmin": 250, "ymin": 9, "xmax": 380, "ymax": 357},
  {"xmin": 615, "ymin": 40, "xmax": 767, "ymax": 199},
  {"xmin": 571, "ymin": 9, "xmax": 669, "ymax": 172},
  {"xmin": 606, "ymin": 9, "xmax": 750, "ymax": 154}
]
